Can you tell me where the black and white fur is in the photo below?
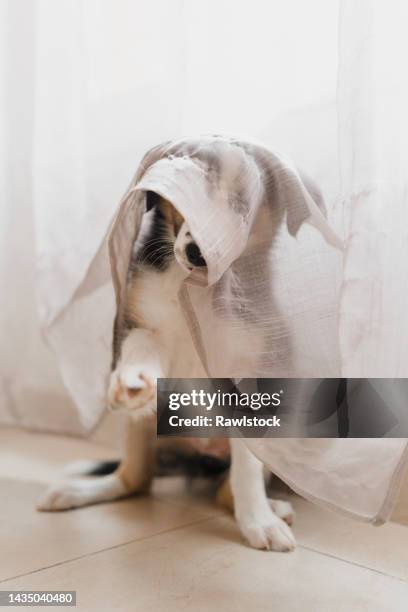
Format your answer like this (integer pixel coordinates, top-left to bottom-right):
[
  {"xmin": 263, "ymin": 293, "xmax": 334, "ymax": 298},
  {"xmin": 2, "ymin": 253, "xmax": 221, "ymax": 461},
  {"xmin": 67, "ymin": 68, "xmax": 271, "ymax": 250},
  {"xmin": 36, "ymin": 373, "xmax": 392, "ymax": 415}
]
[{"xmin": 38, "ymin": 193, "xmax": 295, "ymax": 552}]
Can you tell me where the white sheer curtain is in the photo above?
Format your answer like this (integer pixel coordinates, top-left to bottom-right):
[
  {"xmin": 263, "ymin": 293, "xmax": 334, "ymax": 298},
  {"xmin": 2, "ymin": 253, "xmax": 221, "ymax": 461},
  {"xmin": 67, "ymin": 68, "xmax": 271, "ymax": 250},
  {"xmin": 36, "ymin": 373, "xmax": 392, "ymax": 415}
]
[
  {"xmin": 338, "ymin": 0, "xmax": 408, "ymax": 377},
  {"xmin": 1, "ymin": 0, "xmax": 407, "ymax": 434}
]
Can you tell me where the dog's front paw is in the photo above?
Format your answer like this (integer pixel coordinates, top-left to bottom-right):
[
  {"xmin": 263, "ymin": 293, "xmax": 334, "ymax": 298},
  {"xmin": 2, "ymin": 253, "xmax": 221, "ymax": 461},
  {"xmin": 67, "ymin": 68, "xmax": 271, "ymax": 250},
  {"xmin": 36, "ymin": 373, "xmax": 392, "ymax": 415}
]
[
  {"xmin": 107, "ymin": 329, "xmax": 163, "ymax": 415},
  {"xmin": 238, "ymin": 512, "xmax": 296, "ymax": 552},
  {"xmin": 108, "ymin": 366, "xmax": 157, "ymax": 413}
]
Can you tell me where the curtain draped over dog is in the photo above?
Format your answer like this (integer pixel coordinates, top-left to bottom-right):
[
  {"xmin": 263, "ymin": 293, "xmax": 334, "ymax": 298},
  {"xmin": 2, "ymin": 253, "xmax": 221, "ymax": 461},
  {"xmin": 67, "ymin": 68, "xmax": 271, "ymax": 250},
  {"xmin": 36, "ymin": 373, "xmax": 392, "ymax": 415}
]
[
  {"xmin": 1, "ymin": 1, "xmax": 408, "ymax": 518},
  {"xmin": 106, "ymin": 136, "xmax": 407, "ymax": 524}
]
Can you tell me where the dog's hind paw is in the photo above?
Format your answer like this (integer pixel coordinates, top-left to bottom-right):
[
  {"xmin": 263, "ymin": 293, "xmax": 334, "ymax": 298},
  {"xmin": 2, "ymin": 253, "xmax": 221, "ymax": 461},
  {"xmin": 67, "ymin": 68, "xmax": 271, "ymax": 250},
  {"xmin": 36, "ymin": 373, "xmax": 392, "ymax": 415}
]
[
  {"xmin": 37, "ymin": 480, "xmax": 93, "ymax": 511},
  {"xmin": 36, "ymin": 475, "xmax": 126, "ymax": 512},
  {"xmin": 268, "ymin": 499, "xmax": 295, "ymax": 526}
]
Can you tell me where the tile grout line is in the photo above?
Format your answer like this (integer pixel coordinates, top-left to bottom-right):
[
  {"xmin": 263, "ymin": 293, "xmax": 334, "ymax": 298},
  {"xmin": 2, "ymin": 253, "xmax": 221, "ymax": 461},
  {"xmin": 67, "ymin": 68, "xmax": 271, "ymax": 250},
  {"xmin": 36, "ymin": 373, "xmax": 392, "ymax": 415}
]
[
  {"xmin": 2, "ymin": 512, "xmax": 407, "ymax": 587},
  {"xmin": 2, "ymin": 475, "xmax": 407, "ymax": 586},
  {"xmin": 0, "ymin": 514, "xmax": 220, "ymax": 586},
  {"xmin": 297, "ymin": 543, "xmax": 408, "ymax": 584}
]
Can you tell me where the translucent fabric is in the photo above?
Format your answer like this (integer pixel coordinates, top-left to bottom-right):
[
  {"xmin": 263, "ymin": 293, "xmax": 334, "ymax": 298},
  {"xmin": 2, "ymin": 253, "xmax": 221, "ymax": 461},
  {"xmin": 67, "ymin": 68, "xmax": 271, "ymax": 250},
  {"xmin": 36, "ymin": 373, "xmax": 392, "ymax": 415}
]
[
  {"xmin": 2, "ymin": 1, "xmax": 408, "ymax": 522},
  {"xmin": 105, "ymin": 136, "xmax": 407, "ymax": 523},
  {"xmin": 0, "ymin": 0, "xmax": 339, "ymax": 432}
]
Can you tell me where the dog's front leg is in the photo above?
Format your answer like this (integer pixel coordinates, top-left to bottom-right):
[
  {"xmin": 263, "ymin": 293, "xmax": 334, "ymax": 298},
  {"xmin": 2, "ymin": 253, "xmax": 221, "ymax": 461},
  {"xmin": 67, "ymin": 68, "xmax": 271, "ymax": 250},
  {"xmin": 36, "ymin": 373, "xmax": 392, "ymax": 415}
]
[
  {"xmin": 108, "ymin": 327, "xmax": 167, "ymax": 416},
  {"xmin": 230, "ymin": 439, "xmax": 296, "ymax": 551},
  {"xmin": 38, "ymin": 327, "xmax": 162, "ymax": 512}
]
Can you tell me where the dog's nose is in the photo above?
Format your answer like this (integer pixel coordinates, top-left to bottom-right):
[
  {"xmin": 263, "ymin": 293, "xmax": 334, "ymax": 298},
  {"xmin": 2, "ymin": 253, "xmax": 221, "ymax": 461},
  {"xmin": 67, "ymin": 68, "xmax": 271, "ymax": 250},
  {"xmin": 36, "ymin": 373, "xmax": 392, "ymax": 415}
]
[{"xmin": 185, "ymin": 242, "xmax": 206, "ymax": 267}]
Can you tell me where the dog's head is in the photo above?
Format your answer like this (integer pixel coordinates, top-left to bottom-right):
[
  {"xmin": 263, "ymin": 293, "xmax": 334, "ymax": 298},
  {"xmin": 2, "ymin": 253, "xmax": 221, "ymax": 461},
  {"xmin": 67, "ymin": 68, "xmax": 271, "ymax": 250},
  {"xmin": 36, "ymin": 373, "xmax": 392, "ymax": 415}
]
[{"xmin": 145, "ymin": 191, "xmax": 206, "ymax": 272}]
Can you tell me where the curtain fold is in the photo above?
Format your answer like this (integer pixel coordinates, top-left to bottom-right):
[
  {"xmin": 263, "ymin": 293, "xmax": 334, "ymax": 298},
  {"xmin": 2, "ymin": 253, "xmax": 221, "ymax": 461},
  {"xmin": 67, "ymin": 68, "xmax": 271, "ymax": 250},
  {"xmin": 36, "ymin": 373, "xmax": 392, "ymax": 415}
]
[{"xmin": 338, "ymin": 0, "xmax": 408, "ymax": 377}]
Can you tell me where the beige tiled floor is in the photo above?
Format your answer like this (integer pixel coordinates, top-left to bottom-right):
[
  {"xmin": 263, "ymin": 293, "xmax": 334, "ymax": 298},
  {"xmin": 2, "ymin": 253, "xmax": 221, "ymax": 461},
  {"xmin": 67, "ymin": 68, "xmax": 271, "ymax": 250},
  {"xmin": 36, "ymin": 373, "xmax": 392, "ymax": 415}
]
[{"xmin": 0, "ymin": 428, "xmax": 407, "ymax": 611}]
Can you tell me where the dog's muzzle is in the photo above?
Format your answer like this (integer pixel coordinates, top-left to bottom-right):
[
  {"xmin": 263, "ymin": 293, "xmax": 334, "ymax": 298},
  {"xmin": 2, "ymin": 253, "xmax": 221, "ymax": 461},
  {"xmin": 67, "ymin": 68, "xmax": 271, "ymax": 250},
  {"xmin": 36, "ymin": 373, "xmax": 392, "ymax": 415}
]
[{"xmin": 185, "ymin": 242, "xmax": 206, "ymax": 267}]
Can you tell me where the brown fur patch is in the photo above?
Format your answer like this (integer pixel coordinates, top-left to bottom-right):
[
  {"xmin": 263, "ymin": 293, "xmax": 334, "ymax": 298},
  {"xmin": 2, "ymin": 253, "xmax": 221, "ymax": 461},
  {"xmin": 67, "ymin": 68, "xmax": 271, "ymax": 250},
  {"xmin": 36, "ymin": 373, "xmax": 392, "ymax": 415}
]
[{"xmin": 158, "ymin": 197, "xmax": 184, "ymax": 236}]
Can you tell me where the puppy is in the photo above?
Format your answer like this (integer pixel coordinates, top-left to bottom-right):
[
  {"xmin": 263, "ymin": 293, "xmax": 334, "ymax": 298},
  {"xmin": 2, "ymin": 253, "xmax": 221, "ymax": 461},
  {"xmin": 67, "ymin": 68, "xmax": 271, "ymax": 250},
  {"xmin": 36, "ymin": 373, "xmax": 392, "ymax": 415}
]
[{"xmin": 38, "ymin": 193, "xmax": 295, "ymax": 552}]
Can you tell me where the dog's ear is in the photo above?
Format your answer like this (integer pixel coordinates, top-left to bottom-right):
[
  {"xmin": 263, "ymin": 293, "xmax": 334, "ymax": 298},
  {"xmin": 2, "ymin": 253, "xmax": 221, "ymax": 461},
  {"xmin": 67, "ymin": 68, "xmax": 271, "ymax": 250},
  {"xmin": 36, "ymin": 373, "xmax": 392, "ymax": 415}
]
[
  {"xmin": 250, "ymin": 146, "xmax": 340, "ymax": 248},
  {"xmin": 145, "ymin": 190, "xmax": 161, "ymax": 212},
  {"xmin": 286, "ymin": 171, "xmax": 327, "ymax": 237},
  {"xmin": 263, "ymin": 152, "xmax": 341, "ymax": 249},
  {"xmin": 284, "ymin": 170, "xmax": 342, "ymax": 249}
]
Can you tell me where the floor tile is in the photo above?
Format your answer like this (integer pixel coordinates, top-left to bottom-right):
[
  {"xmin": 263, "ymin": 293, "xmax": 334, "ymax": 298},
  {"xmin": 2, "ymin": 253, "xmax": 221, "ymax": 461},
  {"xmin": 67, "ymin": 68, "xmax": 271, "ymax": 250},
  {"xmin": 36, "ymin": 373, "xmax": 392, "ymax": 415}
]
[
  {"xmin": 0, "ymin": 428, "xmax": 117, "ymax": 484},
  {"xmin": 152, "ymin": 475, "xmax": 224, "ymax": 513},
  {"xmin": 291, "ymin": 496, "xmax": 408, "ymax": 581},
  {"xmin": 3, "ymin": 516, "xmax": 407, "ymax": 612},
  {"xmin": 1, "ymin": 427, "xmax": 407, "ymax": 611},
  {"xmin": 0, "ymin": 478, "xmax": 217, "ymax": 583}
]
